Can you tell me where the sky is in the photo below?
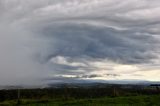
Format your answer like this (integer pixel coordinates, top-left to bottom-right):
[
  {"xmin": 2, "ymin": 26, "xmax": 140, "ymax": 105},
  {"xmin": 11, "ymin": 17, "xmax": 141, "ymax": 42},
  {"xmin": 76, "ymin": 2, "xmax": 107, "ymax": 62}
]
[{"xmin": 0, "ymin": 0, "xmax": 160, "ymax": 85}]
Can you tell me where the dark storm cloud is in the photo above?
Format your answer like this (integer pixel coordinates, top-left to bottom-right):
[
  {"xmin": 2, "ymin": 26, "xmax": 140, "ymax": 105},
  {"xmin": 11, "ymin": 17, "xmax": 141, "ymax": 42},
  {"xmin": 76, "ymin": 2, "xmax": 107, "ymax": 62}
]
[
  {"xmin": 35, "ymin": 23, "xmax": 157, "ymax": 64},
  {"xmin": 0, "ymin": 0, "xmax": 160, "ymax": 85}
]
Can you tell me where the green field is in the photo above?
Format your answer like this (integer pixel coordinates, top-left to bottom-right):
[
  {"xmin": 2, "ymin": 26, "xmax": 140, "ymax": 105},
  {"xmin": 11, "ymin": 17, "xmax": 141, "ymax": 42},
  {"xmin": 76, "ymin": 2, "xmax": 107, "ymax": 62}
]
[
  {"xmin": 1, "ymin": 85, "xmax": 160, "ymax": 106},
  {"xmin": 1, "ymin": 95, "xmax": 160, "ymax": 106}
]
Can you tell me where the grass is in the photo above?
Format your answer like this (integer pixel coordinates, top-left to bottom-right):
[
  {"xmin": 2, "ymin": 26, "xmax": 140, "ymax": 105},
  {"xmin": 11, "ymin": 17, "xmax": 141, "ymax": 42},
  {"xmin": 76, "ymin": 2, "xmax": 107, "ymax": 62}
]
[{"xmin": 1, "ymin": 95, "xmax": 160, "ymax": 106}]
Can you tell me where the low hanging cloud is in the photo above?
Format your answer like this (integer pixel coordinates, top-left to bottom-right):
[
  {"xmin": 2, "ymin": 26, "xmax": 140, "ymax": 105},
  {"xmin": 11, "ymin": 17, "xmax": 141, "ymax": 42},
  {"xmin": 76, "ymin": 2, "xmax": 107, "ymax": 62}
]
[{"xmin": 0, "ymin": 0, "xmax": 160, "ymax": 85}]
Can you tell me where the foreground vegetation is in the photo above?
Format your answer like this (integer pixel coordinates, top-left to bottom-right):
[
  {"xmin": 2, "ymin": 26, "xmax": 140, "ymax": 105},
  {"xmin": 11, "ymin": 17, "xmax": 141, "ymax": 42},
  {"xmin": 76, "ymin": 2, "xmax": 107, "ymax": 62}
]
[
  {"xmin": 0, "ymin": 84, "xmax": 160, "ymax": 105},
  {"xmin": 1, "ymin": 95, "xmax": 160, "ymax": 106}
]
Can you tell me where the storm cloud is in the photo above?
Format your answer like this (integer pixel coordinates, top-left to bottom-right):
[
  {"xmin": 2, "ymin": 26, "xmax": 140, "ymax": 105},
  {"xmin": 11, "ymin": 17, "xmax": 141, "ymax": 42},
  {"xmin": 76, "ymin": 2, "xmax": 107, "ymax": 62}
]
[{"xmin": 0, "ymin": 0, "xmax": 160, "ymax": 85}]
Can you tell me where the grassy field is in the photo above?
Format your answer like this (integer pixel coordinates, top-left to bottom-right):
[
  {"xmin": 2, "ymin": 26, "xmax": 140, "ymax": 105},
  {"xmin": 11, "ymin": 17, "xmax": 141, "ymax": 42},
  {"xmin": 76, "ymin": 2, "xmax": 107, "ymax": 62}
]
[
  {"xmin": 1, "ymin": 86, "xmax": 160, "ymax": 106},
  {"xmin": 1, "ymin": 95, "xmax": 160, "ymax": 106}
]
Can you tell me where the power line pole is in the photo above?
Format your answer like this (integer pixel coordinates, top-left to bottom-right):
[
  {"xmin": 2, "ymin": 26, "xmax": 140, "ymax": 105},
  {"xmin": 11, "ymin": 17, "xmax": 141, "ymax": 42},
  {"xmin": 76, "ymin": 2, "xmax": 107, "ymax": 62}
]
[{"xmin": 17, "ymin": 89, "xmax": 20, "ymax": 105}]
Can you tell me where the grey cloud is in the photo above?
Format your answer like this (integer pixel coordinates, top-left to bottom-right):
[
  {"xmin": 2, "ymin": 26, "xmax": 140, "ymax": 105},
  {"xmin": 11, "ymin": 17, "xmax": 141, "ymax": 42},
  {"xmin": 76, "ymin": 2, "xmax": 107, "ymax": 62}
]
[
  {"xmin": 45, "ymin": 73, "xmax": 120, "ymax": 82},
  {"xmin": 0, "ymin": 0, "xmax": 160, "ymax": 85},
  {"xmin": 76, "ymin": 74, "xmax": 119, "ymax": 78},
  {"xmin": 35, "ymin": 23, "xmax": 157, "ymax": 65}
]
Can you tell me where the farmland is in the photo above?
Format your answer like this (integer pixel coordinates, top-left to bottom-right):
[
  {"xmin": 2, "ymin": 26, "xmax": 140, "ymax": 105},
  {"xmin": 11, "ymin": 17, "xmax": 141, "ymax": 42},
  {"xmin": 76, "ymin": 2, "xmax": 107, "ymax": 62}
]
[{"xmin": 0, "ymin": 84, "xmax": 160, "ymax": 106}]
